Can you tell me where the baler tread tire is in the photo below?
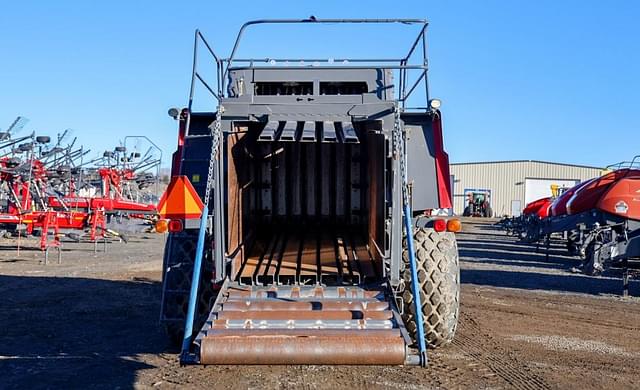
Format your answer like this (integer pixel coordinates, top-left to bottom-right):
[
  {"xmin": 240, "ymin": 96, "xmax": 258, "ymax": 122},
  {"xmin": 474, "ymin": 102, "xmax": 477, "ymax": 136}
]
[
  {"xmin": 160, "ymin": 232, "xmax": 218, "ymax": 348},
  {"xmin": 165, "ymin": 323, "xmax": 183, "ymax": 351},
  {"xmin": 400, "ymin": 228, "xmax": 460, "ymax": 348}
]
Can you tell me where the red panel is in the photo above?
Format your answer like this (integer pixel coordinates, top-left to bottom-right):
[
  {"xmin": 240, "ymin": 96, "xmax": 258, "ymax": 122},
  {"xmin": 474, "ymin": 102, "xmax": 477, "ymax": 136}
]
[
  {"xmin": 566, "ymin": 169, "xmax": 629, "ymax": 215},
  {"xmin": 537, "ymin": 201, "xmax": 552, "ymax": 219},
  {"xmin": 597, "ymin": 170, "xmax": 640, "ymax": 220},
  {"xmin": 550, "ymin": 179, "xmax": 592, "ymax": 217},
  {"xmin": 171, "ymin": 108, "xmax": 189, "ymax": 177},
  {"xmin": 431, "ymin": 113, "xmax": 452, "ymax": 209},
  {"xmin": 523, "ymin": 197, "xmax": 553, "ymax": 217},
  {"xmin": 47, "ymin": 196, "xmax": 156, "ymax": 213}
]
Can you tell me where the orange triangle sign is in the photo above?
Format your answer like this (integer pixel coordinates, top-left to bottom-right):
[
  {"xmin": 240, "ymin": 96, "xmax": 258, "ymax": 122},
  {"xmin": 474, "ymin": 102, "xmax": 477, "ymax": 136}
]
[{"xmin": 157, "ymin": 176, "xmax": 204, "ymax": 219}]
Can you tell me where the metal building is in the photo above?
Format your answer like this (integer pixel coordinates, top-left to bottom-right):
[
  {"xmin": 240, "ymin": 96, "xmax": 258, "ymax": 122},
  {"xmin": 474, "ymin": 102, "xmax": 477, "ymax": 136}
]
[{"xmin": 450, "ymin": 160, "xmax": 603, "ymax": 217}]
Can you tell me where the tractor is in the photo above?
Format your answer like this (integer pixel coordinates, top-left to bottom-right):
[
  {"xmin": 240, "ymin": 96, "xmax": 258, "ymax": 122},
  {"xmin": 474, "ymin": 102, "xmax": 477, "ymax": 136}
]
[
  {"xmin": 462, "ymin": 189, "xmax": 492, "ymax": 217},
  {"xmin": 159, "ymin": 18, "xmax": 460, "ymax": 366}
]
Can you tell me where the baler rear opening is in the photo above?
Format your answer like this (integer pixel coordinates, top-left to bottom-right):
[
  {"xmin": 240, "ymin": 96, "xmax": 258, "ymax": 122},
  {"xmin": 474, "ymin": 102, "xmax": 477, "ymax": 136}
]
[
  {"xmin": 225, "ymin": 121, "xmax": 387, "ymax": 286},
  {"xmin": 185, "ymin": 120, "xmax": 414, "ymax": 365}
]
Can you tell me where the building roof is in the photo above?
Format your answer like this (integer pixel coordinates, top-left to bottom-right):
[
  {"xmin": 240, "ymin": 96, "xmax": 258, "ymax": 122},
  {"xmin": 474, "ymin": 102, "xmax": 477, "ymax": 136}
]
[{"xmin": 450, "ymin": 159, "xmax": 603, "ymax": 170}]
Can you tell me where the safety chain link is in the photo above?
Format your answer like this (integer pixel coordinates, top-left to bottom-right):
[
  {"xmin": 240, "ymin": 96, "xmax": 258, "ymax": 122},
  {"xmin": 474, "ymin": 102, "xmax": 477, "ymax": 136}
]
[
  {"xmin": 392, "ymin": 104, "xmax": 410, "ymax": 205},
  {"xmin": 203, "ymin": 105, "xmax": 223, "ymax": 208}
]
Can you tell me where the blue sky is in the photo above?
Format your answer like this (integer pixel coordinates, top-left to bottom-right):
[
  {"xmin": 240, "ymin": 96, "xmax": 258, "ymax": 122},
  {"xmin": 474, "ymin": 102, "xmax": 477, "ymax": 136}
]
[{"xmin": 1, "ymin": 1, "xmax": 638, "ymax": 168}]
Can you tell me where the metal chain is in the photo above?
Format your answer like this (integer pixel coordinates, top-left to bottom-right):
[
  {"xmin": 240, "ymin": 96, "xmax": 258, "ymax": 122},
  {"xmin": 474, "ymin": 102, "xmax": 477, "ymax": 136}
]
[
  {"xmin": 203, "ymin": 105, "xmax": 223, "ymax": 207},
  {"xmin": 394, "ymin": 103, "xmax": 428, "ymax": 365},
  {"xmin": 392, "ymin": 104, "xmax": 409, "ymax": 205}
]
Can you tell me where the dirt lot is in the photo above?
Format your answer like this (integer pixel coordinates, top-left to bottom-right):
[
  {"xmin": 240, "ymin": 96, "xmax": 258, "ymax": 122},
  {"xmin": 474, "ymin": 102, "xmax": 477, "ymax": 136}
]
[{"xmin": 1, "ymin": 220, "xmax": 639, "ymax": 389}]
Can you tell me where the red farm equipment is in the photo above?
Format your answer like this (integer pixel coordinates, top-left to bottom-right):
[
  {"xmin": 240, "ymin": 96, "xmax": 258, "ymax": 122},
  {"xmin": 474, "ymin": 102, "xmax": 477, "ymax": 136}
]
[
  {"xmin": 499, "ymin": 158, "xmax": 640, "ymax": 295},
  {"xmin": 159, "ymin": 19, "xmax": 461, "ymax": 367},
  {"xmin": 0, "ymin": 119, "xmax": 160, "ymax": 261}
]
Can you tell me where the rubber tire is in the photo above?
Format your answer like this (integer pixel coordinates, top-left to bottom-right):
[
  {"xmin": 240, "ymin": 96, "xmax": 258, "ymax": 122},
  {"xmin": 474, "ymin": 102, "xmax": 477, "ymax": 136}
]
[
  {"xmin": 400, "ymin": 228, "xmax": 460, "ymax": 348},
  {"xmin": 165, "ymin": 323, "xmax": 184, "ymax": 352},
  {"xmin": 160, "ymin": 231, "xmax": 218, "ymax": 349}
]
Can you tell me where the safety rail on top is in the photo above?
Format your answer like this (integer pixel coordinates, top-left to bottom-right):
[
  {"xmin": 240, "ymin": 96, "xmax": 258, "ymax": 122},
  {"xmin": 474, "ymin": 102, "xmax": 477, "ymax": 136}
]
[
  {"xmin": 186, "ymin": 18, "xmax": 433, "ymax": 116},
  {"xmin": 605, "ymin": 155, "xmax": 640, "ymax": 171}
]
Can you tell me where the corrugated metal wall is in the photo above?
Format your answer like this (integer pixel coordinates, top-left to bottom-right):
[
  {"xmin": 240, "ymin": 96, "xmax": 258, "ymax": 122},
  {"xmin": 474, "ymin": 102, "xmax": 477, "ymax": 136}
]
[{"xmin": 450, "ymin": 161, "xmax": 603, "ymax": 217}]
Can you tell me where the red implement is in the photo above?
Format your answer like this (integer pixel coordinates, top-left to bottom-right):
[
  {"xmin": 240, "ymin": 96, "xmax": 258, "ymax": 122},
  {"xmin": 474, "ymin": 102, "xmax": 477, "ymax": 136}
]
[
  {"xmin": 550, "ymin": 179, "xmax": 593, "ymax": 217},
  {"xmin": 566, "ymin": 169, "xmax": 638, "ymax": 216},
  {"xmin": 523, "ymin": 197, "xmax": 553, "ymax": 218},
  {"xmin": 596, "ymin": 169, "xmax": 640, "ymax": 220}
]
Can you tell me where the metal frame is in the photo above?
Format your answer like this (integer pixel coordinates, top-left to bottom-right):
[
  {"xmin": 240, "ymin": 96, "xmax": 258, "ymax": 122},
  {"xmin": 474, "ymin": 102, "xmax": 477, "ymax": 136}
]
[
  {"xmin": 175, "ymin": 18, "xmax": 443, "ymax": 366},
  {"xmin": 510, "ymin": 207, "xmax": 639, "ymax": 296},
  {"xmin": 183, "ymin": 18, "xmax": 440, "ymax": 286},
  {"xmin": 123, "ymin": 135, "xmax": 163, "ymax": 197},
  {"xmin": 187, "ymin": 18, "xmax": 432, "ymax": 111}
]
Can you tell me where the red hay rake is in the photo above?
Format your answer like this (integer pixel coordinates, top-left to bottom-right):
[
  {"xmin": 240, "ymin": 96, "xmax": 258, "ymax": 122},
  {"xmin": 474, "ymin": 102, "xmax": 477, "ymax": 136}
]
[{"xmin": 0, "ymin": 117, "xmax": 159, "ymax": 262}]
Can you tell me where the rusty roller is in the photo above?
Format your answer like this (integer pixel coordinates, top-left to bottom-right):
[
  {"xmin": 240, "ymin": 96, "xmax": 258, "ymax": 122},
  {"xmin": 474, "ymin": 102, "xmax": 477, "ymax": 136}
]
[{"xmin": 200, "ymin": 329, "xmax": 406, "ymax": 365}]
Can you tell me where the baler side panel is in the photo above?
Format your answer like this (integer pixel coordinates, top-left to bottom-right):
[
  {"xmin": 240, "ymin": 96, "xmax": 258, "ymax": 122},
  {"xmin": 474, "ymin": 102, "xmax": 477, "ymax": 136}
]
[
  {"xmin": 226, "ymin": 129, "xmax": 251, "ymax": 261},
  {"xmin": 368, "ymin": 132, "xmax": 386, "ymax": 257},
  {"xmin": 175, "ymin": 113, "xmax": 217, "ymax": 200},
  {"xmin": 403, "ymin": 114, "xmax": 439, "ymax": 211}
]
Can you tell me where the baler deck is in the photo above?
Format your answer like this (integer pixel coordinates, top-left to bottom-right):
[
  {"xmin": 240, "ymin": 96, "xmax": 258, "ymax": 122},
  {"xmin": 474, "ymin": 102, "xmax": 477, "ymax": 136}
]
[
  {"xmin": 237, "ymin": 228, "xmax": 382, "ymax": 286},
  {"xmin": 193, "ymin": 284, "xmax": 411, "ymax": 365}
]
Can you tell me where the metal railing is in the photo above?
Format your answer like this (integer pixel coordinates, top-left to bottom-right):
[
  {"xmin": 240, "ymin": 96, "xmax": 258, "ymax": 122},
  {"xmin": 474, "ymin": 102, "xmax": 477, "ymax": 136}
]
[
  {"xmin": 188, "ymin": 30, "xmax": 223, "ymax": 111},
  {"xmin": 187, "ymin": 18, "xmax": 432, "ymax": 112},
  {"xmin": 605, "ymin": 155, "xmax": 640, "ymax": 171}
]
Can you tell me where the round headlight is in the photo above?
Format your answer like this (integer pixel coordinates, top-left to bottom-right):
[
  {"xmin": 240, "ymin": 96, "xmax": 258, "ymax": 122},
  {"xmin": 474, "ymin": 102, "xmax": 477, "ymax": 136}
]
[{"xmin": 429, "ymin": 99, "xmax": 442, "ymax": 110}]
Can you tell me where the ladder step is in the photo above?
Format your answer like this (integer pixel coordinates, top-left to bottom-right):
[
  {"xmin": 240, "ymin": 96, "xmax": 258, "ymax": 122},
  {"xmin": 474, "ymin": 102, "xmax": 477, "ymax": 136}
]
[
  {"xmin": 209, "ymin": 318, "xmax": 394, "ymax": 330},
  {"xmin": 191, "ymin": 283, "xmax": 408, "ymax": 365},
  {"xmin": 221, "ymin": 300, "xmax": 389, "ymax": 311},
  {"xmin": 215, "ymin": 309, "xmax": 394, "ymax": 321}
]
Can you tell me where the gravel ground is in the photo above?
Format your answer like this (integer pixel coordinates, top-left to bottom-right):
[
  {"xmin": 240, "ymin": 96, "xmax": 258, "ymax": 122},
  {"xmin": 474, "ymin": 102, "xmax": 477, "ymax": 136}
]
[{"xmin": 1, "ymin": 220, "xmax": 639, "ymax": 389}]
